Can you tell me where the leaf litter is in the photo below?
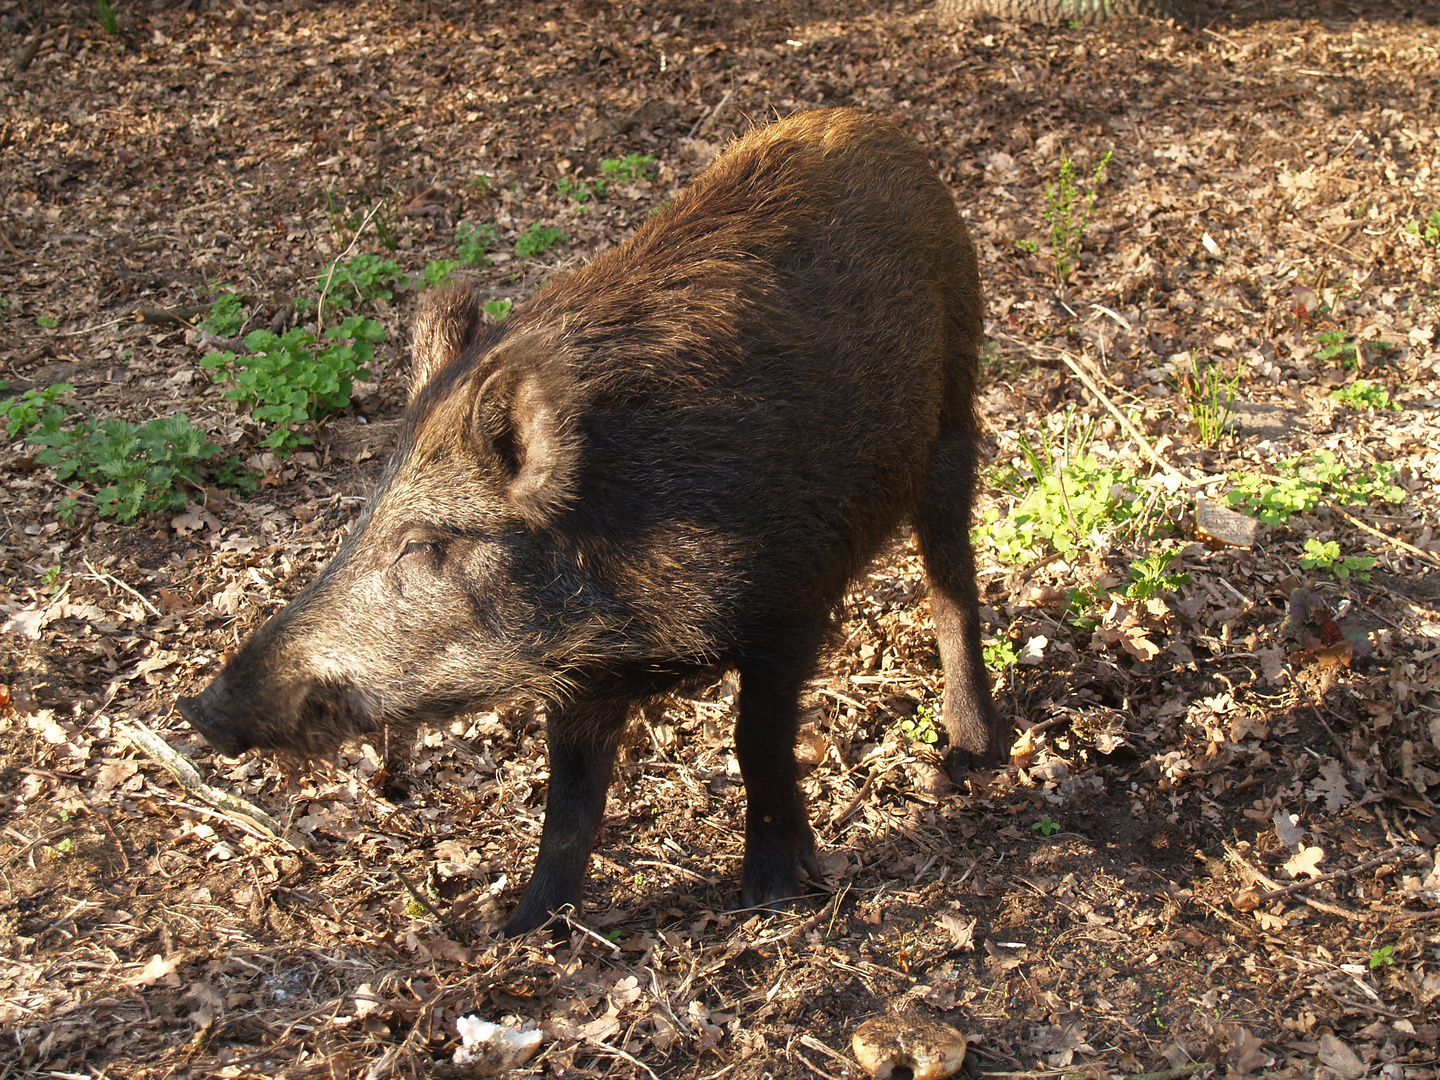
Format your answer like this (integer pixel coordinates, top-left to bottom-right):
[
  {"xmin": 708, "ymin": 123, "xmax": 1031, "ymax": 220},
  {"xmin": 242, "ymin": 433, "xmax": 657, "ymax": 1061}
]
[{"xmin": 1, "ymin": 0, "xmax": 1439, "ymax": 1077}]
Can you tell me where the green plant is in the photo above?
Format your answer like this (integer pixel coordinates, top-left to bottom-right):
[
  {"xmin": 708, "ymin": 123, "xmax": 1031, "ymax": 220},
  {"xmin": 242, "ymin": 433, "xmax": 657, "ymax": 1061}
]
[
  {"xmin": 96, "ymin": 0, "xmax": 119, "ymax": 34},
  {"xmin": 600, "ymin": 153, "xmax": 655, "ymax": 183},
  {"xmin": 27, "ymin": 413, "xmax": 250, "ymax": 524},
  {"xmin": 978, "ymin": 421, "xmax": 1154, "ymax": 564},
  {"xmin": 1315, "ymin": 330, "xmax": 1362, "ymax": 371},
  {"xmin": 1300, "ymin": 538, "xmax": 1375, "ymax": 582},
  {"xmin": 1406, "ymin": 209, "xmax": 1440, "ymax": 247},
  {"xmin": 557, "ymin": 176, "xmax": 602, "ymax": 204},
  {"xmin": 202, "ymin": 317, "xmax": 382, "ymax": 452},
  {"xmin": 1042, "ymin": 149, "xmax": 1112, "ymax": 282},
  {"xmin": 1121, "ymin": 548, "xmax": 1191, "ymax": 601},
  {"xmin": 483, "ymin": 299, "xmax": 513, "ymax": 322},
  {"xmin": 320, "ymin": 255, "xmax": 401, "ymax": 311},
  {"xmin": 1015, "ymin": 238, "xmax": 1039, "ymax": 255},
  {"xmin": 421, "ymin": 259, "xmax": 458, "ymax": 289},
  {"xmin": 514, "ymin": 223, "xmax": 566, "ymax": 260},
  {"xmin": 984, "ymin": 637, "xmax": 1018, "ymax": 671},
  {"xmin": 468, "ymin": 174, "xmax": 494, "ymax": 196},
  {"xmin": 0, "ymin": 383, "xmax": 72, "ymax": 438},
  {"xmin": 1175, "ymin": 356, "xmax": 1241, "ymax": 447},
  {"xmin": 456, "ymin": 221, "xmax": 498, "ymax": 267},
  {"xmin": 36, "ymin": 315, "xmax": 59, "ymax": 329},
  {"xmin": 206, "ymin": 291, "xmax": 246, "ymax": 337},
  {"xmin": 1032, "ymin": 816, "xmax": 1060, "ymax": 837},
  {"xmin": 898, "ymin": 704, "xmax": 940, "ymax": 746},
  {"xmin": 1368, "ymin": 945, "xmax": 1395, "ymax": 970},
  {"xmin": 1330, "ymin": 381, "xmax": 1398, "ymax": 411},
  {"xmin": 1226, "ymin": 452, "xmax": 1405, "ymax": 525}
]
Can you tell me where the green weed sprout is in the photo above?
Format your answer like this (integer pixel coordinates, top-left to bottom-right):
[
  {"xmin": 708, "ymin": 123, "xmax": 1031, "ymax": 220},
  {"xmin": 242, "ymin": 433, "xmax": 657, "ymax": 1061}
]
[
  {"xmin": 1043, "ymin": 150, "xmax": 1112, "ymax": 283},
  {"xmin": 202, "ymin": 317, "xmax": 382, "ymax": 453},
  {"xmin": 1226, "ymin": 451, "xmax": 1405, "ymax": 526},
  {"xmin": 1299, "ymin": 538, "xmax": 1375, "ymax": 582},
  {"xmin": 898, "ymin": 704, "xmax": 940, "ymax": 746},
  {"xmin": 483, "ymin": 299, "xmax": 513, "ymax": 322},
  {"xmin": 320, "ymin": 255, "xmax": 401, "ymax": 310},
  {"xmin": 1406, "ymin": 210, "xmax": 1440, "ymax": 247},
  {"xmin": 600, "ymin": 153, "xmax": 656, "ymax": 184},
  {"xmin": 1330, "ymin": 381, "xmax": 1398, "ymax": 411},
  {"xmin": 456, "ymin": 222, "xmax": 498, "ymax": 267},
  {"xmin": 0, "ymin": 383, "xmax": 73, "ymax": 438},
  {"xmin": 1175, "ymin": 356, "xmax": 1240, "ymax": 446},
  {"xmin": 515, "ymin": 223, "xmax": 566, "ymax": 260}
]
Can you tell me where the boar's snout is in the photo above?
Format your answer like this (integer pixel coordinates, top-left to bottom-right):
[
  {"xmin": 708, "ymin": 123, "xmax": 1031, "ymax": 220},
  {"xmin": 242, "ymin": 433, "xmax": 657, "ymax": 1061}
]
[
  {"xmin": 178, "ymin": 668, "xmax": 378, "ymax": 759},
  {"xmin": 176, "ymin": 690, "xmax": 255, "ymax": 758}
]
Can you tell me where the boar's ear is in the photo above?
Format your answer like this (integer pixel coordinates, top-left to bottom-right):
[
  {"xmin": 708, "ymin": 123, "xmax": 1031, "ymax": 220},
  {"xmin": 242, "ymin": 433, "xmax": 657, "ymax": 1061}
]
[
  {"xmin": 410, "ymin": 285, "xmax": 484, "ymax": 401},
  {"xmin": 471, "ymin": 351, "xmax": 580, "ymax": 528}
]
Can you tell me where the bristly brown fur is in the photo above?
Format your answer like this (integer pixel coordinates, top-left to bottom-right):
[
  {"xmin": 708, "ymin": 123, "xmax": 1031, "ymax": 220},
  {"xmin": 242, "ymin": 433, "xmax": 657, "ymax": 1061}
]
[{"xmin": 179, "ymin": 108, "xmax": 1004, "ymax": 936}]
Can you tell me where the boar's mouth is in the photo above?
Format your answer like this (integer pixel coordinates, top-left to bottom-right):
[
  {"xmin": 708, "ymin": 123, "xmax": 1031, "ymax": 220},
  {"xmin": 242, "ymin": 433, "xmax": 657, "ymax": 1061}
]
[{"xmin": 177, "ymin": 679, "xmax": 380, "ymax": 760}]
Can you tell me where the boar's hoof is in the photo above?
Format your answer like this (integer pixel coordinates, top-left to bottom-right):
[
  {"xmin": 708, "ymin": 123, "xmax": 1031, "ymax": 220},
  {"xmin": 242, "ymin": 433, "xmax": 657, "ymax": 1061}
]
[
  {"xmin": 943, "ymin": 745, "xmax": 1004, "ymax": 787},
  {"xmin": 741, "ymin": 845, "xmax": 824, "ymax": 911}
]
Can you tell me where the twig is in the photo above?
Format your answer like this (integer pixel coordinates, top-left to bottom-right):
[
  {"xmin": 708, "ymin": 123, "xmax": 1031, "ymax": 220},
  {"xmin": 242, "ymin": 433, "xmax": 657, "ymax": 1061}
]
[
  {"xmin": 391, "ymin": 863, "xmax": 478, "ymax": 946},
  {"xmin": 692, "ymin": 88, "xmax": 734, "ymax": 139},
  {"xmin": 1326, "ymin": 501, "xmax": 1440, "ymax": 569},
  {"xmin": 1059, "ymin": 352, "xmax": 1184, "ymax": 481},
  {"xmin": 316, "ymin": 202, "xmax": 382, "ymax": 335},
  {"xmin": 1257, "ymin": 848, "xmax": 1418, "ymax": 902},
  {"xmin": 118, "ymin": 720, "xmax": 296, "ymax": 846},
  {"xmin": 583, "ymin": 1037, "xmax": 662, "ymax": 1080},
  {"xmin": 83, "ymin": 558, "xmax": 161, "ymax": 618}
]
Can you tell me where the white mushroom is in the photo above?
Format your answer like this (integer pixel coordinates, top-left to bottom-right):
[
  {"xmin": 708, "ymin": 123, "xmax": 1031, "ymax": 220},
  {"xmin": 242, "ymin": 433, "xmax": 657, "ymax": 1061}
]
[
  {"xmin": 852, "ymin": 1015, "xmax": 968, "ymax": 1080},
  {"xmin": 452, "ymin": 1016, "xmax": 544, "ymax": 1077}
]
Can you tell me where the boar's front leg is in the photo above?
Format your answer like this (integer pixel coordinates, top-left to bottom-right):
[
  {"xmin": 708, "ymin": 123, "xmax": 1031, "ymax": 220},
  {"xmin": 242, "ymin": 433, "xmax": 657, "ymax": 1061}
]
[
  {"xmin": 735, "ymin": 629, "xmax": 825, "ymax": 909},
  {"xmin": 504, "ymin": 696, "xmax": 629, "ymax": 936}
]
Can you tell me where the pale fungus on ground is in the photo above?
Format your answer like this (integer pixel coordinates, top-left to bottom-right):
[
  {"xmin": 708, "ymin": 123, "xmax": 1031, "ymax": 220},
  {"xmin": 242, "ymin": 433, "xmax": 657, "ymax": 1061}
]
[{"xmin": 852, "ymin": 1014, "xmax": 969, "ymax": 1080}]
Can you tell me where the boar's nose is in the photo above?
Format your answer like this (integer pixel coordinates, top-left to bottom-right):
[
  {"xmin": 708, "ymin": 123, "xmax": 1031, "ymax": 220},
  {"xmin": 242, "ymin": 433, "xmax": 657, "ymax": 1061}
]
[{"xmin": 176, "ymin": 694, "xmax": 252, "ymax": 758}]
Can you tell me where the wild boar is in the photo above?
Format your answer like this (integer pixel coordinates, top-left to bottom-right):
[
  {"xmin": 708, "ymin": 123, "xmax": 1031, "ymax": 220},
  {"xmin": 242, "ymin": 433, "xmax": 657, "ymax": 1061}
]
[{"xmin": 178, "ymin": 108, "xmax": 1006, "ymax": 934}]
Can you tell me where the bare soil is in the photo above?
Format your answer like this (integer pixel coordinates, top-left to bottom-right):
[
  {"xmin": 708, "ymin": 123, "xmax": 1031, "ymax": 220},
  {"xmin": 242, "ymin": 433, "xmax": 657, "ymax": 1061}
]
[{"xmin": 1, "ymin": 1, "xmax": 1438, "ymax": 1078}]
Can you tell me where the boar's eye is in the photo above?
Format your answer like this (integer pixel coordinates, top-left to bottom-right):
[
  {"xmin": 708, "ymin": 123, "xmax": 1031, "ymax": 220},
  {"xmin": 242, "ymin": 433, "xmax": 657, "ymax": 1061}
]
[{"xmin": 397, "ymin": 538, "xmax": 439, "ymax": 563}]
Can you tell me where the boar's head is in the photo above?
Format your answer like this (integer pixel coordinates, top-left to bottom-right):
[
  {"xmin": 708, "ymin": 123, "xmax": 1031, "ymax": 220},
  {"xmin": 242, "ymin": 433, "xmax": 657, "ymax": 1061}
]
[{"xmin": 178, "ymin": 287, "xmax": 599, "ymax": 757}]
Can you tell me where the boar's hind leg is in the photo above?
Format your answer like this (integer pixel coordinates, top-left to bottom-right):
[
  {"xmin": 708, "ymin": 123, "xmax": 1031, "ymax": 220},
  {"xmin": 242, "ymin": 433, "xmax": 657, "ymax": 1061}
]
[
  {"xmin": 735, "ymin": 631, "xmax": 826, "ymax": 910},
  {"xmin": 503, "ymin": 697, "xmax": 628, "ymax": 936},
  {"xmin": 913, "ymin": 429, "xmax": 1009, "ymax": 782}
]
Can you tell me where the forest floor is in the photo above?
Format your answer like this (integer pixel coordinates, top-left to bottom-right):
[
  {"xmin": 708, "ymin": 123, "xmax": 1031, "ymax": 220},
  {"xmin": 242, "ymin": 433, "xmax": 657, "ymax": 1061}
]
[{"xmin": 2, "ymin": 0, "xmax": 1440, "ymax": 1077}]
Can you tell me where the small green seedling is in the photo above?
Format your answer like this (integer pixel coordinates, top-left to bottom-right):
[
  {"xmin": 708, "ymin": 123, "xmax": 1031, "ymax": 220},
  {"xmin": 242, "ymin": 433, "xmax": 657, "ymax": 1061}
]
[
  {"xmin": 1330, "ymin": 381, "xmax": 1398, "ymax": 411},
  {"xmin": 515, "ymin": 223, "xmax": 566, "ymax": 260},
  {"xmin": 468, "ymin": 174, "xmax": 495, "ymax": 196},
  {"xmin": 206, "ymin": 291, "xmax": 246, "ymax": 337},
  {"xmin": 1032, "ymin": 816, "xmax": 1061, "ymax": 837},
  {"xmin": 898, "ymin": 704, "xmax": 940, "ymax": 746},
  {"xmin": 1315, "ymin": 330, "xmax": 1362, "ymax": 372},
  {"xmin": 983, "ymin": 638, "xmax": 1018, "ymax": 672},
  {"xmin": 1299, "ymin": 538, "xmax": 1375, "ymax": 582},
  {"xmin": 456, "ymin": 221, "xmax": 498, "ymax": 267},
  {"xmin": 320, "ymin": 255, "xmax": 401, "ymax": 310},
  {"xmin": 1122, "ymin": 548, "xmax": 1191, "ymax": 602},
  {"xmin": 27, "ymin": 412, "xmax": 249, "ymax": 524},
  {"xmin": 202, "ymin": 317, "xmax": 382, "ymax": 453},
  {"xmin": 36, "ymin": 315, "xmax": 59, "ymax": 329},
  {"xmin": 0, "ymin": 383, "xmax": 73, "ymax": 438},
  {"xmin": 600, "ymin": 153, "xmax": 656, "ymax": 184},
  {"xmin": 1226, "ymin": 452, "xmax": 1405, "ymax": 525},
  {"xmin": 1015, "ymin": 238, "xmax": 1039, "ymax": 255},
  {"xmin": 483, "ymin": 299, "xmax": 513, "ymax": 322},
  {"xmin": 1368, "ymin": 945, "xmax": 1395, "ymax": 970},
  {"xmin": 421, "ymin": 259, "xmax": 458, "ymax": 289},
  {"xmin": 96, "ymin": 0, "xmax": 119, "ymax": 35},
  {"xmin": 1406, "ymin": 210, "xmax": 1440, "ymax": 248},
  {"xmin": 1175, "ymin": 356, "xmax": 1240, "ymax": 447},
  {"xmin": 557, "ymin": 176, "xmax": 602, "ymax": 204},
  {"xmin": 1043, "ymin": 149, "xmax": 1112, "ymax": 282}
]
